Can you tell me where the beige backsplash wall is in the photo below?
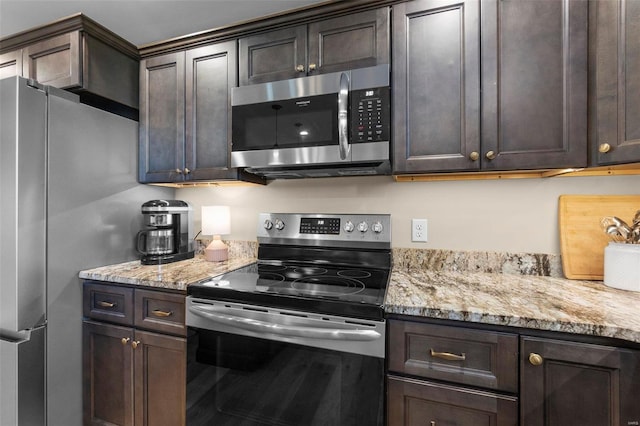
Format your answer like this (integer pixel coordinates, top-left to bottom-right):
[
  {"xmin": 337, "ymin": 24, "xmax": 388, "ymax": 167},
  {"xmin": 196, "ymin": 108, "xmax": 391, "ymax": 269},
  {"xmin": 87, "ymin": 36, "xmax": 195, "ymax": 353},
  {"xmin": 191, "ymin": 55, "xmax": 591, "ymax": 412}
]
[{"xmin": 176, "ymin": 175, "xmax": 640, "ymax": 255}]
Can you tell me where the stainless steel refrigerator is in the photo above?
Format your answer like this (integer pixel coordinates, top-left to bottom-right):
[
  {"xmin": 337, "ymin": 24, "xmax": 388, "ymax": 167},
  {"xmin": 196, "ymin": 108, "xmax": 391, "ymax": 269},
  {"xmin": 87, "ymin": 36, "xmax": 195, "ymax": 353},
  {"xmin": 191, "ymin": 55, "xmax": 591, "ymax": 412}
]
[{"xmin": 0, "ymin": 76, "xmax": 172, "ymax": 426}]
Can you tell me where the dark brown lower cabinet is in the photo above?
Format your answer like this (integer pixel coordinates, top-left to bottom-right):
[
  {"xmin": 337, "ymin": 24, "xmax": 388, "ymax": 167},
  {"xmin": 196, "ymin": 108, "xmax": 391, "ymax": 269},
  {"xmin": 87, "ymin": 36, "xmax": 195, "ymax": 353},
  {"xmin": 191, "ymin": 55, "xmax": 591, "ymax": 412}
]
[
  {"xmin": 83, "ymin": 320, "xmax": 186, "ymax": 426},
  {"xmin": 387, "ymin": 317, "xmax": 640, "ymax": 426},
  {"xmin": 387, "ymin": 376, "xmax": 518, "ymax": 426},
  {"xmin": 83, "ymin": 321, "xmax": 134, "ymax": 426},
  {"xmin": 134, "ymin": 330, "xmax": 186, "ymax": 426},
  {"xmin": 521, "ymin": 336, "xmax": 640, "ymax": 426}
]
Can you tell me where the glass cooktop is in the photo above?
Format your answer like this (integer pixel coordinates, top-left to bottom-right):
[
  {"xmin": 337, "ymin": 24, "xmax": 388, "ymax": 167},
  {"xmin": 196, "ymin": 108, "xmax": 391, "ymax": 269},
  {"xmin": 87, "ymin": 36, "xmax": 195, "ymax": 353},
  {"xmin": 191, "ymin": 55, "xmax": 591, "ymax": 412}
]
[{"xmin": 188, "ymin": 262, "xmax": 390, "ymax": 321}]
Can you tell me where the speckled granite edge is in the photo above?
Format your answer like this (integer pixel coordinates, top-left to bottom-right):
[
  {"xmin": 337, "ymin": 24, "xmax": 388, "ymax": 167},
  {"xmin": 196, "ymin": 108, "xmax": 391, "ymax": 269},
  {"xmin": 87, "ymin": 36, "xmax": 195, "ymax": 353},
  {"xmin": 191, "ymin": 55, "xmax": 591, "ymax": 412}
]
[
  {"xmin": 79, "ymin": 256, "xmax": 256, "ymax": 292},
  {"xmin": 392, "ymin": 247, "xmax": 563, "ymax": 278},
  {"xmin": 385, "ymin": 269, "xmax": 640, "ymax": 344}
]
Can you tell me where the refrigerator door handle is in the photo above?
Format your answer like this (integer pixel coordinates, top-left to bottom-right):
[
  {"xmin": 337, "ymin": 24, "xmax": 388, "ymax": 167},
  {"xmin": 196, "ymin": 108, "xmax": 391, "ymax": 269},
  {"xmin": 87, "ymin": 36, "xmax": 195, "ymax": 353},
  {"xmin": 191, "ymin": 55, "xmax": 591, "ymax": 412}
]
[
  {"xmin": 0, "ymin": 328, "xmax": 33, "ymax": 344},
  {"xmin": 0, "ymin": 325, "xmax": 45, "ymax": 426}
]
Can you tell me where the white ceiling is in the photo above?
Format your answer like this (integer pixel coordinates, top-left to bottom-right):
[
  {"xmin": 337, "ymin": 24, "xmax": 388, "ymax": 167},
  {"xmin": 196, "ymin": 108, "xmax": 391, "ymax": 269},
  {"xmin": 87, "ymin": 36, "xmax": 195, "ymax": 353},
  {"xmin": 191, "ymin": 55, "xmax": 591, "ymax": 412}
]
[{"xmin": 0, "ymin": 0, "xmax": 328, "ymax": 47}]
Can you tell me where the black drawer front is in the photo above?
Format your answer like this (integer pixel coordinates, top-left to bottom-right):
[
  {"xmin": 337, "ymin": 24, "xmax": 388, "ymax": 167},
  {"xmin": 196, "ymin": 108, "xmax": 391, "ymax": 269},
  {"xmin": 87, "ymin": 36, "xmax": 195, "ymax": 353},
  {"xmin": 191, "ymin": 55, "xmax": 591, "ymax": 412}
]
[{"xmin": 83, "ymin": 282, "xmax": 134, "ymax": 325}]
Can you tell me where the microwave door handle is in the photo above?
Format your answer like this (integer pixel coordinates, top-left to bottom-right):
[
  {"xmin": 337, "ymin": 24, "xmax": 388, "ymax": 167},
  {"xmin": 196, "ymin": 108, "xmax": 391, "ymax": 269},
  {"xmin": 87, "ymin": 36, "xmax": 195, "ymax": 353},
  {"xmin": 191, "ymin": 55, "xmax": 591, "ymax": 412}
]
[{"xmin": 338, "ymin": 72, "xmax": 350, "ymax": 160}]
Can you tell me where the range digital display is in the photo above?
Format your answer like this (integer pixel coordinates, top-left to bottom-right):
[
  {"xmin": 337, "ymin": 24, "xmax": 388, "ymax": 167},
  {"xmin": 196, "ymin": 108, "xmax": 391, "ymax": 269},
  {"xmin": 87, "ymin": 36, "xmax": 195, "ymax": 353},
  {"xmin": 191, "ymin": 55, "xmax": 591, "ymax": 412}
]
[{"xmin": 299, "ymin": 217, "xmax": 340, "ymax": 234}]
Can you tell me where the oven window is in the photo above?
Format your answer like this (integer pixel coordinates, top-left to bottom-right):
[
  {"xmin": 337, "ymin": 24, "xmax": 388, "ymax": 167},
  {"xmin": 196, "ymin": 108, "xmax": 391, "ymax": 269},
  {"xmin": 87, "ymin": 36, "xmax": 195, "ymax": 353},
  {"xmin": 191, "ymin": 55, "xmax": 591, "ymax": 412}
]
[
  {"xmin": 232, "ymin": 94, "xmax": 339, "ymax": 151},
  {"xmin": 187, "ymin": 329, "xmax": 384, "ymax": 426}
]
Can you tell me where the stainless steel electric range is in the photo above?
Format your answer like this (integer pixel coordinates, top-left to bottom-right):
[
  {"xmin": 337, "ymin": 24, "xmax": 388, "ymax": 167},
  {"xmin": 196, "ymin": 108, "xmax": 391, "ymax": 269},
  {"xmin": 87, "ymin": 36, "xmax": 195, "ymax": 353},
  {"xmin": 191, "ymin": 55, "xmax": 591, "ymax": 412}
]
[{"xmin": 186, "ymin": 213, "xmax": 391, "ymax": 426}]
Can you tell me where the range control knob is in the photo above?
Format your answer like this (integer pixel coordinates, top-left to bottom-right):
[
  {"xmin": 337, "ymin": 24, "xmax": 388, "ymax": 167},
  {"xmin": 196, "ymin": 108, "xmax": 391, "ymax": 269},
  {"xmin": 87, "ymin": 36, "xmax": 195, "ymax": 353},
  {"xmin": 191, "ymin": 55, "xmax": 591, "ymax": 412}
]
[
  {"xmin": 344, "ymin": 220, "xmax": 355, "ymax": 233},
  {"xmin": 357, "ymin": 221, "xmax": 369, "ymax": 233},
  {"xmin": 372, "ymin": 221, "xmax": 384, "ymax": 234},
  {"xmin": 274, "ymin": 218, "xmax": 285, "ymax": 230},
  {"xmin": 263, "ymin": 219, "xmax": 273, "ymax": 230}
]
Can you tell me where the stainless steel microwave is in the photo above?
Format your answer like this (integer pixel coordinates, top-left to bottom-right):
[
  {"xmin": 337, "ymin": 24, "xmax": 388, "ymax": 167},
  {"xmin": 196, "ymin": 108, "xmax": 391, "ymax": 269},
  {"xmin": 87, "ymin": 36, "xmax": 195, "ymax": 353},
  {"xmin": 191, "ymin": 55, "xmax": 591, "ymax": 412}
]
[{"xmin": 231, "ymin": 64, "xmax": 390, "ymax": 179}]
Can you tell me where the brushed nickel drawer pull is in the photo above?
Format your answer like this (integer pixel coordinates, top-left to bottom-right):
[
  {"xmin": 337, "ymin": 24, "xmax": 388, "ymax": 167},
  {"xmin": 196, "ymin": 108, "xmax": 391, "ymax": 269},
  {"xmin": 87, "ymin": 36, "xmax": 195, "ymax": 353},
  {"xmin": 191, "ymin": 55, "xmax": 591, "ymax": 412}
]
[
  {"xmin": 151, "ymin": 309, "xmax": 173, "ymax": 317},
  {"xmin": 430, "ymin": 348, "xmax": 466, "ymax": 361},
  {"xmin": 97, "ymin": 301, "xmax": 116, "ymax": 308}
]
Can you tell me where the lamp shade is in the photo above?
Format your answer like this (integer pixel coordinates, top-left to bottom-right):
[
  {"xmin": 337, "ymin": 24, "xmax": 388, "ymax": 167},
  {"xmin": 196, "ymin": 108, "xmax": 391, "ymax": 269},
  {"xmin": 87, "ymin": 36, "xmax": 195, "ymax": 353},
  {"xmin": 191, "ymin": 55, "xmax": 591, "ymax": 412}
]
[{"xmin": 201, "ymin": 206, "xmax": 231, "ymax": 236}]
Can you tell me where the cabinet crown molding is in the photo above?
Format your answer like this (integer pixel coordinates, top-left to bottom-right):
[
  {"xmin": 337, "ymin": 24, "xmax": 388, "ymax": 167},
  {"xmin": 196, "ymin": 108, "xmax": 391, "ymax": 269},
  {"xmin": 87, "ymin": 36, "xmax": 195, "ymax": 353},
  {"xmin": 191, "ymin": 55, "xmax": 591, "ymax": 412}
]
[{"xmin": 0, "ymin": 12, "xmax": 139, "ymax": 59}]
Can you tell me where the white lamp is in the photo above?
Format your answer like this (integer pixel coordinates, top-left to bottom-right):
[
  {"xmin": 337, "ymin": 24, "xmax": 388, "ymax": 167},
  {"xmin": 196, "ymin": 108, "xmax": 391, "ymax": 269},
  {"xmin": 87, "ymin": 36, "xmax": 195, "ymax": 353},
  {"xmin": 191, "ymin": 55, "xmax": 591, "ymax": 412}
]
[{"xmin": 201, "ymin": 206, "xmax": 231, "ymax": 262}]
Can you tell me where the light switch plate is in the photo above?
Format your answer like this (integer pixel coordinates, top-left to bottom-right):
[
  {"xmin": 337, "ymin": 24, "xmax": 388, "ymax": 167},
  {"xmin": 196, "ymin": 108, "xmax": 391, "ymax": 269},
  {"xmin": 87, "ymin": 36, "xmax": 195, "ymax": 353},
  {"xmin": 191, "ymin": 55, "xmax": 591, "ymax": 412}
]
[{"xmin": 412, "ymin": 219, "xmax": 428, "ymax": 242}]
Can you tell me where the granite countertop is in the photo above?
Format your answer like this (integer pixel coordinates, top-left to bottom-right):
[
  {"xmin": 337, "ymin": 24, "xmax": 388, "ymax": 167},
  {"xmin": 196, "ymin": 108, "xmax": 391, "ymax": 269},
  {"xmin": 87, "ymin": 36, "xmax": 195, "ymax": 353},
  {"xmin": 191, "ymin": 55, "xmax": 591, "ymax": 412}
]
[
  {"xmin": 79, "ymin": 247, "xmax": 640, "ymax": 345},
  {"xmin": 79, "ymin": 255, "xmax": 256, "ymax": 292},
  {"xmin": 385, "ymin": 269, "xmax": 640, "ymax": 344}
]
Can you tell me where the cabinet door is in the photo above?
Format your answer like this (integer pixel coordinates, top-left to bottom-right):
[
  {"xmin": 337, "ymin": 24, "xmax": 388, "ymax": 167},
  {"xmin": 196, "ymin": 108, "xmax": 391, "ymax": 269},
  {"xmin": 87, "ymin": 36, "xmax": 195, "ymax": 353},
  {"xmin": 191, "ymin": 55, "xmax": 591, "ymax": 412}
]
[
  {"xmin": 139, "ymin": 52, "xmax": 186, "ymax": 183},
  {"xmin": 0, "ymin": 50, "xmax": 22, "ymax": 79},
  {"xmin": 239, "ymin": 25, "xmax": 307, "ymax": 85},
  {"xmin": 307, "ymin": 8, "xmax": 389, "ymax": 75},
  {"xmin": 133, "ymin": 330, "xmax": 186, "ymax": 426},
  {"xmin": 23, "ymin": 31, "xmax": 81, "ymax": 88},
  {"xmin": 83, "ymin": 321, "xmax": 135, "ymax": 426},
  {"xmin": 481, "ymin": 0, "xmax": 587, "ymax": 171},
  {"xmin": 392, "ymin": 0, "xmax": 481, "ymax": 173},
  {"xmin": 388, "ymin": 376, "xmax": 518, "ymax": 426},
  {"xmin": 185, "ymin": 41, "xmax": 236, "ymax": 180},
  {"xmin": 521, "ymin": 336, "xmax": 640, "ymax": 426},
  {"xmin": 590, "ymin": 0, "xmax": 640, "ymax": 165}
]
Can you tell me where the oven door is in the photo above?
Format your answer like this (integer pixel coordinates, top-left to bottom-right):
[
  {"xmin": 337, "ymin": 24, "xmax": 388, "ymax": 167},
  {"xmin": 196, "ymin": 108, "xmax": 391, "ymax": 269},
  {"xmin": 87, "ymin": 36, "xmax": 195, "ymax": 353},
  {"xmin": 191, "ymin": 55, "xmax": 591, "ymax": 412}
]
[{"xmin": 186, "ymin": 297, "xmax": 385, "ymax": 426}]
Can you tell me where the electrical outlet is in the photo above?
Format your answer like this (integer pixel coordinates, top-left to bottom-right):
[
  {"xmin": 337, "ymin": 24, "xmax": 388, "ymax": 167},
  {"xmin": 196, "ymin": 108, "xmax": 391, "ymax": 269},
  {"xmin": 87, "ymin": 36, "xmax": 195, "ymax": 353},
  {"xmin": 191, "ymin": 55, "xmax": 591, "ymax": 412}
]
[{"xmin": 412, "ymin": 219, "xmax": 428, "ymax": 242}]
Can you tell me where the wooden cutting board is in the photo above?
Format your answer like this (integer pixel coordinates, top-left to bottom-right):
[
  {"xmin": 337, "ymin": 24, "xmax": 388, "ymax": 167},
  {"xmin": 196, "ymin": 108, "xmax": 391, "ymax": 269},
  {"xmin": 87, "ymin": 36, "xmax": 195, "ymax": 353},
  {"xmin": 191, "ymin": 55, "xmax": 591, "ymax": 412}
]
[{"xmin": 559, "ymin": 195, "xmax": 640, "ymax": 280}]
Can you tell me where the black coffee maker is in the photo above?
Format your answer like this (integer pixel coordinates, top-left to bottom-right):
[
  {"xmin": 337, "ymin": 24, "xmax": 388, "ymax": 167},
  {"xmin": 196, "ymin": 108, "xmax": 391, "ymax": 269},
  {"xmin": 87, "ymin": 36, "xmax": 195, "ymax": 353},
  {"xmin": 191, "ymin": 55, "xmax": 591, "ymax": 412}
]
[{"xmin": 136, "ymin": 200, "xmax": 195, "ymax": 265}]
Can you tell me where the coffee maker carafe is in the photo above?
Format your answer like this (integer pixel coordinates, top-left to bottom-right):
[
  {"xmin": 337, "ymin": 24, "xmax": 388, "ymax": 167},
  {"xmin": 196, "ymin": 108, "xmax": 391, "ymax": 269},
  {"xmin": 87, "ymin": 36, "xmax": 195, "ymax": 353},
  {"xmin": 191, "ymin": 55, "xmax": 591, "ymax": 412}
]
[{"xmin": 137, "ymin": 200, "xmax": 195, "ymax": 265}]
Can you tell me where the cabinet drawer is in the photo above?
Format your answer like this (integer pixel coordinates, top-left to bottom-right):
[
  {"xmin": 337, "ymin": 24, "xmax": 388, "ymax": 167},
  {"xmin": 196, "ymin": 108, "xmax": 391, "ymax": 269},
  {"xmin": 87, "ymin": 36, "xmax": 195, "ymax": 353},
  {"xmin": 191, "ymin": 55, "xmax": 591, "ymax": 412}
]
[
  {"xmin": 83, "ymin": 282, "xmax": 134, "ymax": 325},
  {"xmin": 387, "ymin": 376, "xmax": 518, "ymax": 426},
  {"xmin": 134, "ymin": 289, "xmax": 186, "ymax": 336},
  {"xmin": 388, "ymin": 320, "xmax": 518, "ymax": 392}
]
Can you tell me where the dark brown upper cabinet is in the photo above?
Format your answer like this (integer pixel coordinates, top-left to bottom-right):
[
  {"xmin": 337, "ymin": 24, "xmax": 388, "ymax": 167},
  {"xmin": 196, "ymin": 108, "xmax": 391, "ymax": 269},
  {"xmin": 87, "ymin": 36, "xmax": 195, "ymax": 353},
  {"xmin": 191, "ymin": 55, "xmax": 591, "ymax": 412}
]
[
  {"xmin": 139, "ymin": 42, "xmax": 264, "ymax": 184},
  {"xmin": 238, "ymin": 7, "xmax": 389, "ymax": 86},
  {"xmin": 480, "ymin": 0, "xmax": 588, "ymax": 172},
  {"xmin": 393, "ymin": 0, "xmax": 588, "ymax": 174},
  {"xmin": 0, "ymin": 14, "xmax": 139, "ymax": 119},
  {"xmin": 22, "ymin": 31, "xmax": 82, "ymax": 89},
  {"xmin": 139, "ymin": 51, "xmax": 185, "ymax": 183},
  {"xmin": 521, "ymin": 336, "xmax": 640, "ymax": 426},
  {"xmin": 392, "ymin": 0, "xmax": 481, "ymax": 174},
  {"xmin": 589, "ymin": 0, "xmax": 640, "ymax": 165}
]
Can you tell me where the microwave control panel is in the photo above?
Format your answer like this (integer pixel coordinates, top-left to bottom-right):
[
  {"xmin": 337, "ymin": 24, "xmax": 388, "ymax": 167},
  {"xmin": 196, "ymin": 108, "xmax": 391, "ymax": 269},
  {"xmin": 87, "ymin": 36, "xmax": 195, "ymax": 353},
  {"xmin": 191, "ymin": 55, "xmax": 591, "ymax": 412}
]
[{"xmin": 351, "ymin": 86, "xmax": 390, "ymax": 144}]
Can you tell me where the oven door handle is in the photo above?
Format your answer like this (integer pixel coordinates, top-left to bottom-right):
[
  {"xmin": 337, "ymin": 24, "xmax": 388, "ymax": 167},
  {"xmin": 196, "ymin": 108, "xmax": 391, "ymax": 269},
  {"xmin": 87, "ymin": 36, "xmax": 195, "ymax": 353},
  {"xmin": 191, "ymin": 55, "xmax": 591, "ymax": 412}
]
[
  {"xmin": 189, "ymin": 305, "xmax": 381, "ymax": 341},
  {"xmin": 337, "ymin": 71, "xmax": 350, "ymax": 160}
]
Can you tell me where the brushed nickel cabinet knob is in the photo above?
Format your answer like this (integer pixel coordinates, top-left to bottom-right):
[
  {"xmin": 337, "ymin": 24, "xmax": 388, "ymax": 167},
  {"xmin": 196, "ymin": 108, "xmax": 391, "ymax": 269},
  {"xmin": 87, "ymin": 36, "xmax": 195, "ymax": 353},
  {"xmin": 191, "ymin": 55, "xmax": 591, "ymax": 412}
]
[
  {"xmin": 184, "ymin": 168, "xmax": 191, "ymax": 175},
  {"xmin": 131, "ymin": 340, "xmax": 141, "ymax": 349},
  {"xmin": 599, "ymin": 143, "xmax": 611, "ymax": 153},
  {"xmin": 295, "ymin": 64, "xmax": 305, "ymax": 72},
  {"xmin": 469, "ymin": 151, "xmax": 479, "ymax": 161},
  {"xmin": 308, "ymin": 63, "xmax": 317, "ymax": 71},
  {"xmin": 175, "ymin": 168, "xmax": 183, "ymax": 174},
  {"xmin": 121, "ymin": 337, "xmax": 130, "ymax": 346},
  {"xmin": 485, "ymin": 151, "xmax": 497, "ymax": 160}
]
